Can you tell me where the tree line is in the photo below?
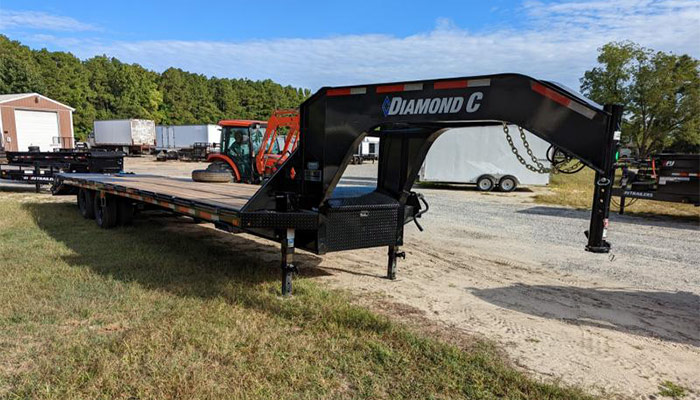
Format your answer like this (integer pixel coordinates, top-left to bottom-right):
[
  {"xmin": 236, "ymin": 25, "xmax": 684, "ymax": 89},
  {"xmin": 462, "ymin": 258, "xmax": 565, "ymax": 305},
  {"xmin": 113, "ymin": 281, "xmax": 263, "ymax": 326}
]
[
  {"xmin": 0, "ymin": 35, "xmax": 311, "ymax": 141},
  {"xmin": 1, "ymin": 35, "xmax": 698, "ymax": 156},
  {"xmin": 581, "ymin": 42, "xmax": 699, "ymax": 156}
]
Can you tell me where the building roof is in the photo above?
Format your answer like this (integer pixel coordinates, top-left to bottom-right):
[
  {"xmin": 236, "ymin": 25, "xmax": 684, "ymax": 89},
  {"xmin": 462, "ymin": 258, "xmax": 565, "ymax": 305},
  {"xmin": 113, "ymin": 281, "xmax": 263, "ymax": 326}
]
[{"xmin": 0, "ymin": 93, "xmax": 75, "ymax": 111}]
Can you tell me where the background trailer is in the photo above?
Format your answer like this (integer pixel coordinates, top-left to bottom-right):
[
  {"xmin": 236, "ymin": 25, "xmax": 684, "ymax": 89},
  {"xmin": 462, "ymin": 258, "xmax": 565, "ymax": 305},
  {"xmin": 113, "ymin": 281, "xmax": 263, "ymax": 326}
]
[
  {"xmin": 156, "ymin": 124, "xmax": 221, "ymax": 150},
  {"xmin": 419, "ymin": 125, "xmax": 550, "ymax": 191},
  {"xmin": 90, "ymin": 119, "xmax": 156, "ymax": 154},
  {"xmin": 55, "ymin": 73, "xmax": 623, "ymax": 296}
]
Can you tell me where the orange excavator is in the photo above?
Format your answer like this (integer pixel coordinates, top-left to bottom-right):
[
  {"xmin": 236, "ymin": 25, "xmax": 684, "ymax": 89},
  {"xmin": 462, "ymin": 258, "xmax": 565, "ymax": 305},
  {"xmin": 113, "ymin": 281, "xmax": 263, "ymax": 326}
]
[{"xmin": 196, "ymin": 109, "xmax": 299, "ymax": 183}]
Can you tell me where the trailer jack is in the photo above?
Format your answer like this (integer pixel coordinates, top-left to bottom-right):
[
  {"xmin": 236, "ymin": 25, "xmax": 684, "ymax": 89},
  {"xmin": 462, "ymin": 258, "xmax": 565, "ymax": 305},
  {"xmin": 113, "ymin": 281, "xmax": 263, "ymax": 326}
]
[
  {"xmin": 281, "ymin": 228, "xmax": 296, "ymax": 296},
  {"xmin": 387, "ymin": 246, "xmax": 406, "ymax": 280}
]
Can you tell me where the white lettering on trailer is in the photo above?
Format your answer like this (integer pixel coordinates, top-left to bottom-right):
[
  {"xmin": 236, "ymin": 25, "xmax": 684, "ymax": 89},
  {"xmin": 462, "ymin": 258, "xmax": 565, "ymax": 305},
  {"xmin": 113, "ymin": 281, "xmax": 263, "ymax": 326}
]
[
  {"xmin": 384, "ymin": 92, "xmax": 483, "ymax": 116},
  {"xmin": 466, "ymin": 92, "xmax": 483, "ymax": 113}
]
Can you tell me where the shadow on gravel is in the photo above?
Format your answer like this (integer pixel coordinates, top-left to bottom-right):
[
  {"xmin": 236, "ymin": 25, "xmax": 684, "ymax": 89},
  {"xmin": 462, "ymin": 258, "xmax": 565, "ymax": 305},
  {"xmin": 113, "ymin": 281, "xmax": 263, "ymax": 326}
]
[
  {"xmin": 517, "ymin": 205, "xmax": 699, "ymax": 230},
  {"xmin": 470, "ymin": 284, "xmax": 700, "ymax": 346},
  {"xmin": 23, "ymin": 202, "xmax": 330, "ymax": 306}
]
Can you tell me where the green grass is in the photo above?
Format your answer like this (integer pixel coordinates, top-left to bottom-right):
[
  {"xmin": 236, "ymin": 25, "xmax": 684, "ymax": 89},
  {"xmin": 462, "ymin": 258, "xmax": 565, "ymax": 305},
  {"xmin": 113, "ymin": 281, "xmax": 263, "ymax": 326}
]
[
  {"xmin": 658, "ymin": 381, "xmax": 689, "ymax": 399},
  {"xmin": 535, "ymin": 168, "xmax": 699, "ymax": 221},
  {"xmin": 0, "ymin": 190, "xmax": 595, "ymax": 399}
]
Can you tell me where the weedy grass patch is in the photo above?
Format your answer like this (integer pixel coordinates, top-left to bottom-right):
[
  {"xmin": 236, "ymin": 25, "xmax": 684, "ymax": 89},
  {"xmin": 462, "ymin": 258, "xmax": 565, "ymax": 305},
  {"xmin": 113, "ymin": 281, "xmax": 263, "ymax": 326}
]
[{"xmin": 0, "ymin": 191, "xmax": 594, "ymax": 399}]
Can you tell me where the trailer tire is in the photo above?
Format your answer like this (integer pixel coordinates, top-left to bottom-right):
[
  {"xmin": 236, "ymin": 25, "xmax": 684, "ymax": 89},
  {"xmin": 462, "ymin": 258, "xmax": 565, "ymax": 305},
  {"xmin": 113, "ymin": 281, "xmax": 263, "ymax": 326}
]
[
  {"xmin": 93, "ymin": 193, "xmax": 118, "ymax": 229},
  {"xmin": 476, "ymin": 175, "xmax": 496, "ymax": 192},
  {"xmin": 192, "ymin": 169, "xmax": 232, "ymax": 183},
  {"xmin": 498, "ymin": 175, "xmax": 518, "ymax": 192},
  {"xmin": 118, "ymin": 199, "xmax": 135, "ymax": 226},
  {"xmin": 77, "ymin": 189, "xmax": 95, "ymax": 219}
]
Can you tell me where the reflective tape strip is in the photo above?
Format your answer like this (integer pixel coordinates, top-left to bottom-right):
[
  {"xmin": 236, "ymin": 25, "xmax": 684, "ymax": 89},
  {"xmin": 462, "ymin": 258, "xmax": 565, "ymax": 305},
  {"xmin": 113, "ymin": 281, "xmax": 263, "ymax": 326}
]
[
  {"xmin": 434, "ymin": 79, "xmax": 491, "ymax": 90},
  {"xmin": 327, "ymin": 87, "xmax": 367, "ymax": 96},
  {"xmin": 376, "ymin": 83, "xmax": 424, "ymax": 93},
  {"xmin": 468, "ymin": 78, "xmax": 491, "ymax": 87},
  {"xmin": 434, "ymin": 80, "xmax": 468, "ymax": 89},
  {"xmin": 671, "ymin": 172, "xmax": 698, "ymax": 177},
  {"xmin": 531, "ymin": 82, "xmax": 596, "ymax": 119}
]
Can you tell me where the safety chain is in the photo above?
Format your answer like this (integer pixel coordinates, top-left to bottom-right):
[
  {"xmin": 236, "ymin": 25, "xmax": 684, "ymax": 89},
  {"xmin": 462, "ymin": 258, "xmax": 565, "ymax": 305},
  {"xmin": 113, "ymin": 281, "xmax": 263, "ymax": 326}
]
[{"xmin": 502, "ymin": 122, "xmax": 552, "ymax": 174}]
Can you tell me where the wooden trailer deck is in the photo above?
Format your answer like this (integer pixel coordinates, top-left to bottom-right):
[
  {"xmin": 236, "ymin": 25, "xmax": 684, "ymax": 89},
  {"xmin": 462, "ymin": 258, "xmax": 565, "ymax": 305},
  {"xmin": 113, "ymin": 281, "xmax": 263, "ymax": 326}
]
[{"xmin": 57, "ymin": 173, "xmax": 262, "ymax": 226}]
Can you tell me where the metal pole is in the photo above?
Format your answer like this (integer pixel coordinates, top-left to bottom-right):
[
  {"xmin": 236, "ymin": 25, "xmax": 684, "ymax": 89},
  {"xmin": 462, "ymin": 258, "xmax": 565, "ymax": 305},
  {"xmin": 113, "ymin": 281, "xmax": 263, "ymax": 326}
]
[
  {"xmin": 387, "ymin": 245, "xmax": 398, "ymax": 280},
  {"xmin": 281, "ymin": 228, "xmax": 295, "ymax": 296},
  {"xmin": 34, "ymin": 162, "xmax": 40, "ymax": 193},
  {"xmin": 586, "ymin": 104, "xmax": 623, "ymax": 253}
]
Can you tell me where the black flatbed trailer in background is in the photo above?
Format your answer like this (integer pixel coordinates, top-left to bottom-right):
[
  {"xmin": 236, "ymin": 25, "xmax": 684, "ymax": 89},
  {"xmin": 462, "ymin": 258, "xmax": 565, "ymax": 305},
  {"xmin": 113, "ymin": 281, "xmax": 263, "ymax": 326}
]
[
  {"xmin": 55, "ymin": 73, "xmax": 623, "ymax": 295},
  {"xmin": 2, "ymin": 150, "xmax": 123, "ymax": 192},
  {"xmin": 612, "ymin": 153, "xmax": 699, "ymax": 214}
]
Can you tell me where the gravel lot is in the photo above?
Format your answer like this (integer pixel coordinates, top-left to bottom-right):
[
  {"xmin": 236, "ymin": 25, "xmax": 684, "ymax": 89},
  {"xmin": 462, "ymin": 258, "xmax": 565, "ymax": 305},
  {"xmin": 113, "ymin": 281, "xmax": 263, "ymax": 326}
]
[{"xmin": 73, "ymin": 158, "xmax": 700, "ymax": 397}]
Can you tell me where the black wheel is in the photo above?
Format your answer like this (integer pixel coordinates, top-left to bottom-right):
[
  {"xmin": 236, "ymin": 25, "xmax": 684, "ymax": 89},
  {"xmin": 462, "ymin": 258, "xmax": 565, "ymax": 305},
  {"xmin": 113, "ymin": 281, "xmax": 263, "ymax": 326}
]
[
  {"xmin": 117, "ymin": 198, "xmax": 135, "ymax": 226},
  {"xmin": 476, "ymin": 175, "xmax": 495, "ymax": 192},
  {"xmin": 498, "ymin": 175, "xmax": 518, "ymax": 192},
  {"xmin": 77, "ymin": 188, "xmax": 95, "ymax": 219},
  {"xmin": 93, "ymin": 193, "xmax": 118, "ymax": 229}
]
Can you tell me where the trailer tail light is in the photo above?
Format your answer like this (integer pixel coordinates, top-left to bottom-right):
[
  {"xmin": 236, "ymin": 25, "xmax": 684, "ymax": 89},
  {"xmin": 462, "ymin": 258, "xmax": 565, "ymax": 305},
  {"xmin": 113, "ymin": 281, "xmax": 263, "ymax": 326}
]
[{"xmin": 531, "ymin": 82, "xmax": 596, "ymax": 119}]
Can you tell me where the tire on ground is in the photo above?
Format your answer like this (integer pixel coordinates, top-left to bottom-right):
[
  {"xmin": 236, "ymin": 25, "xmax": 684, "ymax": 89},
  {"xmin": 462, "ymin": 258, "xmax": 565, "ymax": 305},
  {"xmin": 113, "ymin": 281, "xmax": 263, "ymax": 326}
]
[
  {"xmin": 192, "ymin": 169, "xmax": 232, "ymax": 183},
  {"xmin": 476, "ymin": 175, "xmax": 496, "ymax": 192},
  {"xmin": 498, "ymin": 175, "xmax": 518, "ymax": 192},
  {"xmin": 77, "ymin": 188, "xmax": 95, "ymax": 219},
  {"xmin": 93, "ymin": 193, "xmax": 118, "ymax": 229},
  {"xmin": 117, "ymin": 198, "xmax": 135, "ymax": 226}
]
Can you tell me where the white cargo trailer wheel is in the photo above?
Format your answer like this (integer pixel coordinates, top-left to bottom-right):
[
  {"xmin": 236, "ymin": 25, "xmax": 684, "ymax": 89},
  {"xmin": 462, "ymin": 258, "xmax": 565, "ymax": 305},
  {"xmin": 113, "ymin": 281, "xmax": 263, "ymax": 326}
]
[
  {"xmin": 498, "ymin": 175, "xmax": 518, "ymax": 192},
  {"xmin": 476, "ymin": 175, "xmax": 495, "ymax": 191}
]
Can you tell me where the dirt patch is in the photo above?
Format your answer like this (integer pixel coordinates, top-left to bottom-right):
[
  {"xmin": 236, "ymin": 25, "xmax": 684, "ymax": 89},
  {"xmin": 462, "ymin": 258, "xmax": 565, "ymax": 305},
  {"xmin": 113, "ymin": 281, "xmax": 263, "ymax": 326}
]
[{"xmin": 313, "ymin": 234, "xmax": 700, "ymax": 399}]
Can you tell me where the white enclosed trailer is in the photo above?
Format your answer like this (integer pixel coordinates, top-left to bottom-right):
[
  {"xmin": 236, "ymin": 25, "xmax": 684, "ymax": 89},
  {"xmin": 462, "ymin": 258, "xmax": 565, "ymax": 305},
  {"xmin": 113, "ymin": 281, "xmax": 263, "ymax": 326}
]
[
  {"xmin": 351, "ymin": 137, "xmax": 380, "ymax": 164},
  {"xmin": 418, "ymin": 125, "xmax": 550, "ymax": 191},
  {"xmin": 156, "ymin": 124, "xmax": 221, "ymax": 150},
  {"xmin": 91, "ymin": 119, "xmax": 156, "ymax": 154}
]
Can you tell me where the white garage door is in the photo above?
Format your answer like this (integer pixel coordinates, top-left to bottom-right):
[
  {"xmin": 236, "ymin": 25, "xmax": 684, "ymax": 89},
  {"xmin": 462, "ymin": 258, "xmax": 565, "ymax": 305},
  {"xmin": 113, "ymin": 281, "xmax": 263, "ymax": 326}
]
[{"xmin": 14, "ymin": 109, "xmax": 59, "ymax": 151}]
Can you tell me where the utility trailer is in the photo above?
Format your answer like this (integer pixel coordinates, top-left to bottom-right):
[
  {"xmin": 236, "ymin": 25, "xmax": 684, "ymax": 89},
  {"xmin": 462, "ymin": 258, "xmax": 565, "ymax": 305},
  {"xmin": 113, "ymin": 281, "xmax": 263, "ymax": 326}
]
[
  {"xmin": 54, "ymin": 73, "xmax": 623, "ymax": 296},
  {"xmin": 1, "ymin": 150, "xmax": 123, "ymax": 192},
  {"xmin": 418, "ymin": 126, "xmax": 550, "ymax": 191},
  {"xmin": 612, "ymin": 153, "xmax": 699, "ymax": 213}
]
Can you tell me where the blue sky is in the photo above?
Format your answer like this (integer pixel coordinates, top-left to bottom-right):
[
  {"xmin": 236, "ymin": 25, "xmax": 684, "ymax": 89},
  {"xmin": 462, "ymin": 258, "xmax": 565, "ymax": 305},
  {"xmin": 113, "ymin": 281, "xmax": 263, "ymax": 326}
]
[{"xmin": 1, "ymin": 0, "xmax": 698, "ymax": 90}]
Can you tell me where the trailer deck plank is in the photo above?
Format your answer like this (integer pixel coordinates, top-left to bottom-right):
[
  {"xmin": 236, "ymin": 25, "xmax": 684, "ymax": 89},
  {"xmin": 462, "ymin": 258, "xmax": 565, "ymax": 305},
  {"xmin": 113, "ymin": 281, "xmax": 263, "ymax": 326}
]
[{"xmin": 58, "ymin": 173, "xmax": 259, "ymax": 211}]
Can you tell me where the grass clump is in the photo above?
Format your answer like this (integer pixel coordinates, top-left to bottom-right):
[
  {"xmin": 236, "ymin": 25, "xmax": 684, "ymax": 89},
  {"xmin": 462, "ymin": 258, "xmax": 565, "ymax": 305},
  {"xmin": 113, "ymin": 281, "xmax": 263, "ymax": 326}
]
[
  {"xmin": 658, "ymin": 380, "xmax": 689, "ymax": 399},
  {"xmin": 0, "ymin": 191, "xmax": 594, "ymax": 399}
]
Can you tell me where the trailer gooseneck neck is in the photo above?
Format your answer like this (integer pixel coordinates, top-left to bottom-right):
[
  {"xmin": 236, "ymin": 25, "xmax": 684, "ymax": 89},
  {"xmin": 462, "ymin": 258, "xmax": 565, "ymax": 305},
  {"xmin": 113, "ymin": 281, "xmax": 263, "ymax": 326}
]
[{"xmin": 56, "ymin": 73, "xmax": 623, "ymax": 296}]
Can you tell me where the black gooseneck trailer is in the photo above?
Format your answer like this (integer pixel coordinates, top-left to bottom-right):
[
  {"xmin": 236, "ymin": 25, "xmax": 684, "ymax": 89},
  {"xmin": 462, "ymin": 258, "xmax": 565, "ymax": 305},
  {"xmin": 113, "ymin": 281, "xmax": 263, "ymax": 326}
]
[{"xmin": 55, "ymin": 73, "xmax": 623, "ymax": 295}]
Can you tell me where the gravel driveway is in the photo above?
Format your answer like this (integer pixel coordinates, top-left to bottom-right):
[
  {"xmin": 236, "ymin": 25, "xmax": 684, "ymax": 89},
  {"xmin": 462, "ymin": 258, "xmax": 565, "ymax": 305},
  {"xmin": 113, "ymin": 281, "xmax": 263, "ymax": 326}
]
[{"xmin": 123, "ymin": 158, "xmax": 700, "ymax": 397}]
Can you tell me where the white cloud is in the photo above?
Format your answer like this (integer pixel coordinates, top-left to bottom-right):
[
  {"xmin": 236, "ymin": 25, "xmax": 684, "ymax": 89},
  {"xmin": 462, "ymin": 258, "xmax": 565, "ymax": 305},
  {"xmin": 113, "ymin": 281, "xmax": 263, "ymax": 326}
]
[
  {"xmin": 0, "ymin": 10, "xmax": 99, "ymax": 32},
  {"xmin": 20, "ymin": 0, "xmax": 700, "ymax": 90}
]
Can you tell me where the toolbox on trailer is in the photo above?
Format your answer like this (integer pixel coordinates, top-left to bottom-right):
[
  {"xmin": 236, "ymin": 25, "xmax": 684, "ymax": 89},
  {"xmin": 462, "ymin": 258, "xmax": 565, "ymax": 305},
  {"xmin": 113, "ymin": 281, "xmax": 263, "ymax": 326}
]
[{"xmin": 55, "ymin": 73, "xmax": 623, "ymax": 295}]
